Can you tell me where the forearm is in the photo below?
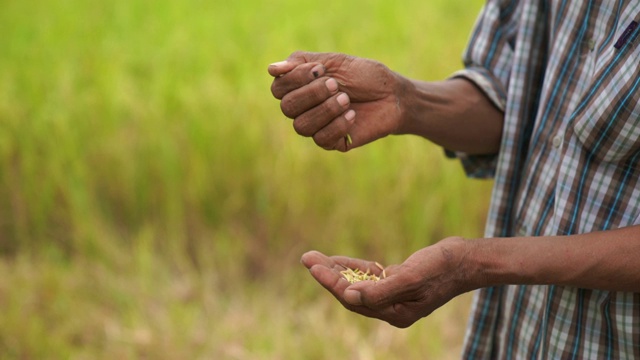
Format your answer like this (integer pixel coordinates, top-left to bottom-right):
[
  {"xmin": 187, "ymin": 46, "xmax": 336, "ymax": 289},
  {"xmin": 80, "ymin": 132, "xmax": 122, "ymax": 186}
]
[
  {"xmin": 468, "ymin": 225, "xmax": 640, "ymax": 292},
  {"xmin": 394, "ymin": 76, "xmax": 504, "ymax": 155}
]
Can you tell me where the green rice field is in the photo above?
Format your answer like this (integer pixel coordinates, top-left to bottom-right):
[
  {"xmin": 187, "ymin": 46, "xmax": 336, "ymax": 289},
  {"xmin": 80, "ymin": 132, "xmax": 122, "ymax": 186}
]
[{"xmin": 0, "ymin": 0, "xmax": 491, "ymax": 358}]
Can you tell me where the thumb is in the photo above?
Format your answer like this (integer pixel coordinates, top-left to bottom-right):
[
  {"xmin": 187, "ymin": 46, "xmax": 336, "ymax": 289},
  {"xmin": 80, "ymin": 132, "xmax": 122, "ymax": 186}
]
[
  {"xmin": 268, "ymin": 51, "xmax": 331, "ymax": 77},
  {"xmin": 267, "ymin": 60, "xmax": 297, "ymax": 77},
  {"xmin": 344, "ymin": 287, "xmax": 365, "ymax": 306},
  {"xmin": 345, "ymin": 271, "xmax": 408, "ymax": 309},
  {"xmin": 267, "ymin": 51, "xmax": 317, "ymax": 77}
]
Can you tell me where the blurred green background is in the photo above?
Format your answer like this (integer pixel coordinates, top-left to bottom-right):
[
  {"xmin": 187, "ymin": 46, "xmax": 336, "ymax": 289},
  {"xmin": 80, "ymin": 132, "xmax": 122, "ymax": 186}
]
[{"xmin": 0, "ymin": 0, "xmax": 492, "ymax": 358}]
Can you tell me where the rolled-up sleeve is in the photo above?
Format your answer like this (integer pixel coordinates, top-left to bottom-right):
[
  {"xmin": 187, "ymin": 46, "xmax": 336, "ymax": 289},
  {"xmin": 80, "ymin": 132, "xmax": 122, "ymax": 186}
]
[{"xmin": 446, "ymin": 0, "xmax": 519, "ymax": 178}]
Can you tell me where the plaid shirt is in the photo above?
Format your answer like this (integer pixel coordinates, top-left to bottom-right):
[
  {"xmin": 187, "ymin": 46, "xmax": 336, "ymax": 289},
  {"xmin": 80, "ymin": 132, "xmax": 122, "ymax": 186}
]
[{"xmin": 450, "ymin": 1, "xmax": 640, "ymax": 358}]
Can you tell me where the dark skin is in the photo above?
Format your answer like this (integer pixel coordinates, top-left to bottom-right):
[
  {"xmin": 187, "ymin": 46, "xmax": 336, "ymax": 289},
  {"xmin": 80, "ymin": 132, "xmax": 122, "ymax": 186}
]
[
  {"xmin": 270, "ymin": 53, "xmax": 404, "ymax": 151},
  {"xmin": 269, "ymin": 51, "xmax": 640, "ymax": 328},
  {"xmin": 299, "ymin": 238, "xmax": 475, "ymax": 328},
  {"xmin": 269, "ymin": 51, "xmax": 504, "ymax": 153}
]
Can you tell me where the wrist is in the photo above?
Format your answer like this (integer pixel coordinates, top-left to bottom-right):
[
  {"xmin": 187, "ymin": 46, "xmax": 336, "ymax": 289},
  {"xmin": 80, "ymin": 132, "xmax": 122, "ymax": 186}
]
[
  {"xmin": 391, "ymin": 74, "xmax": 418, "ymax": 135},
  {"xmin": 464, "ymin": 238, "xmax": 495, "ymax": 289},
  {"xmin": 391, "ymin": 77, "xmax": 503, "ymax": 154},
  {"xmin": 392, "ymin": 78, "xmax": 444, "ymax": 136},
  {"xmin": 437, "ymin": 237, "xmax": 487, "ymax": 292},
  {"xmin": 466, "ymin": 237, "xmax": 552, "ymax": 288}
]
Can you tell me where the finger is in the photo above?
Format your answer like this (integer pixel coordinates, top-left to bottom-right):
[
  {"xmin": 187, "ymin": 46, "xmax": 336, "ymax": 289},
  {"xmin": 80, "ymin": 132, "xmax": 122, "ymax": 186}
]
[
  {"xmin": 271, "ymin": 62, "xmax": 326, "ymax": 99},
  {"xmin": 268, "ymin": 51, "xmax": 321, "ymax": 77},
  {"xmin": 353, "ymin": 271, "xmax": 422, "ymax": 310},
  {"xmin": 306, "ymin": 261, "xmax": 420, "ymax": 326},
  {"xmin": 301, "ymin": 251, "xmax": 383, "ymax": 274},
  {"xmin": 308, "ymin": 264, "xmax": 387, "ymax": 314},
  {"xmin": 300, "ymin": 250, "xmax": 334, "ymax": 270},
  {"xmin": 310, "ymin": 265, "xmax": 408, "ymax": 327},
  {"xmin": 301, "ymin": 251, "xmax": 383, "ymax": 273},
  {"xmin": 347, "ymin": 300, "xmax": 420, "ymax": 328},
  {"xmin": 308, "ymin": 264, "xmax": 352, "ymax": 298},
  {"xmin": 280, "ymin": 77, "xmax": 340, "ymax": 119},
  {"xmin": 308, "ymin": 264, "xmax": 394, "ymax": 318},
  {"xmin": 292, "ymin": 92, "xmax": 350, "ymax": 137},
  {"xmin": 313, "ymin": 109, "xmax": 356, "ymax": 151},
  {"xmin": 267, "ymin": 60, "xmax": 297, "ymax": 77}
]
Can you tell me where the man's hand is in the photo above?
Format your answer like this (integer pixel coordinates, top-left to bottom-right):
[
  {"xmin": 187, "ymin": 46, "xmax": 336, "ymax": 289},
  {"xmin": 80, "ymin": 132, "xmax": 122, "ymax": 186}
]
[
  {"xmin": 301, "ymin": 226, "xmax": 640, "ymax": 328},
  {"xmin": 300, "ymin": 237, "xmax": 476, "ymax": 328},
  {"xmin": 268, "ymin": 51, "xmax": 406, "ymax": 151}
]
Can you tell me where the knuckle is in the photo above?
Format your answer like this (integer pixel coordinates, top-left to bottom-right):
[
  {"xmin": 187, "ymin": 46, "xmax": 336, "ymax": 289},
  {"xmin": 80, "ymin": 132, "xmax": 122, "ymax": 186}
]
[
  {"xmin": 280, "ymin": 96, "xmax": 297, "ymax": 118},
  {"xmin": 388, "ymin": 313, "xmax": 415, "ymax": 328},
  {"xmin": 371, "ymin": 60, "xmax": 388, "ymax": 74},
  {"xmin": 290, "ymin": 50, "xmax": 305, "ymax": 59},
  {"xmin": 271, "ymin": 81, "xmax": 284, "ymax": 100},
  {"xmin": 292, "ymin": 118, "xmax": 313, "ymax": 137},
  {"xmin": 392, "ymin": 320, "xmax": 412, "ymax": 329},
  {"xmin": 312, "ymin": 133, "xmax": 332, "ymax": 149},
  {"xmin": 310, "ymin": 99, "xmax": 338, "ymax": 121},
  {"xmin": 313, "ymin": 122, "xmax": 347, "ymax": 150}
]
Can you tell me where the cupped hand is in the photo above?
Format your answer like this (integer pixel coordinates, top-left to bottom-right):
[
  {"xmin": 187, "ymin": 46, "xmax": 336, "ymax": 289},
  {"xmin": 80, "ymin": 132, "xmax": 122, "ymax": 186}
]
[
  {"xmin": 300, "ymin": 237, "xmax": 476, "ymax": 328},
  {"xmin": 268, "ymin": 51, "xmax": 407, "ymax": 151}
]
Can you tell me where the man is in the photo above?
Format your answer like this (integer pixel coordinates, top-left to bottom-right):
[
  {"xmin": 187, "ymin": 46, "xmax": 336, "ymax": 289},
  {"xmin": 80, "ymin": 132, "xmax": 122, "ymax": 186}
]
[{"xmin": 268, "ymin": 1, "xmax": 640, "ymax": 358}]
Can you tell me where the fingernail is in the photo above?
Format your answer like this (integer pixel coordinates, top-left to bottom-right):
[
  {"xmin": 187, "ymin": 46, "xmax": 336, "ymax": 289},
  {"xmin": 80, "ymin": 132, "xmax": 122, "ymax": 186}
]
[
  {"xmin": 345, "ymin": 109, "xmax": 356, "ymax": 122},
  {"xmin": 344, "ymin": 289, "xmax": 362, "ymax": 306},
  {"xmin": 269, "ymin": 61, "xmax": 288, "ymax": 68},
  {"xmin": 325, "ymin": 78, "xmax": 338, "ymax": 92},
  {"xmin": 311, "ymin": 64, "xmax": 324, "ymax": 78},
  {"xmin": 337, "ymin": 93, "xmax": 350, "ymax": 107}
]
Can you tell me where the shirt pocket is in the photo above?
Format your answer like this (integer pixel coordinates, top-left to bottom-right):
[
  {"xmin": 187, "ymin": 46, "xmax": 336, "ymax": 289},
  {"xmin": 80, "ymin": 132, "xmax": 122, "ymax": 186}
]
[{"xmin": 571, "ymin": 38, "xmax": 640, "ymax": 163}]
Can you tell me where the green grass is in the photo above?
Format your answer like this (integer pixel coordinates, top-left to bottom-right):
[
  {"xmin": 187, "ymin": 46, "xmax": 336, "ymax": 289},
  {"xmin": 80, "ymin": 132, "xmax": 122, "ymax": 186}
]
[{"xmin": 0, "ymin": 0, "xmax": 490, "ymax": 358}]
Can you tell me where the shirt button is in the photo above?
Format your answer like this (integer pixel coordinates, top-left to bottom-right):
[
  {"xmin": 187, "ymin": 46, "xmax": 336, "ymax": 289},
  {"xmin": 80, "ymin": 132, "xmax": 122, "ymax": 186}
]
[{"xmin": 552, "ymin": 135, "xmax": 563, "ymax": 148}]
